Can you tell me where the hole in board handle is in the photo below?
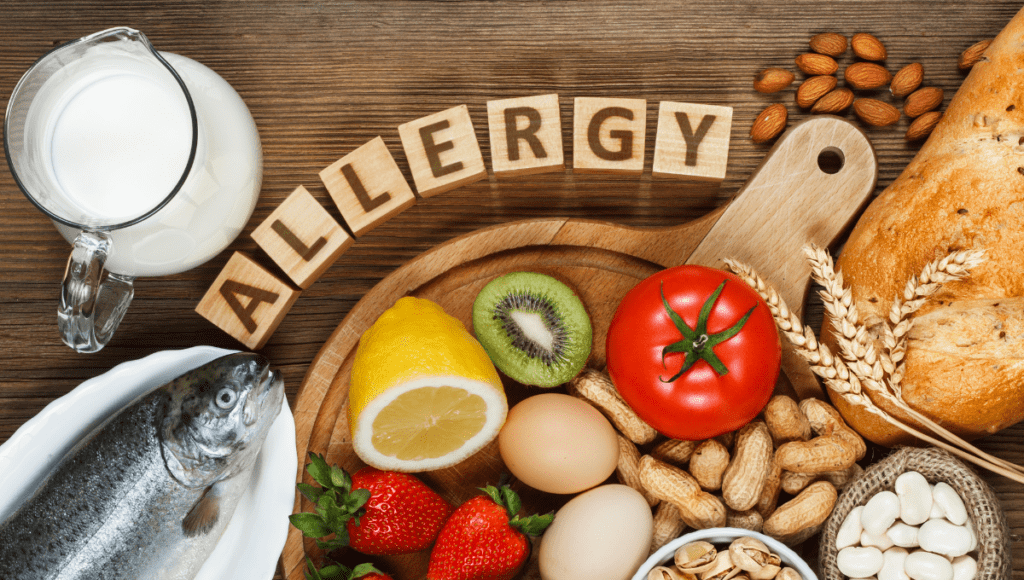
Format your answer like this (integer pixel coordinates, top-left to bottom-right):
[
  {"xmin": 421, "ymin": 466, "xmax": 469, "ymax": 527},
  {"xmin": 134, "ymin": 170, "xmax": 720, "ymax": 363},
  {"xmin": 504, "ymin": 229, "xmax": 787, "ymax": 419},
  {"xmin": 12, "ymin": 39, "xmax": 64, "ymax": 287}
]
[{"xmin": 817, "ymin": 147, "xmax": 845, "ymax": 175}]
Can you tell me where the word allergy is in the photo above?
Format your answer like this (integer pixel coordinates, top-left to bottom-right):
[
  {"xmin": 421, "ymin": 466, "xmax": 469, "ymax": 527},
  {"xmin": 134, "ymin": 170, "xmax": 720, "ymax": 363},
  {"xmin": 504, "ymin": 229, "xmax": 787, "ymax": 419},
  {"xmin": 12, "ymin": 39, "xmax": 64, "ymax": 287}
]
[{"xmin": 196, "ymin": 94, "xmax": 734, "ymax": 348}]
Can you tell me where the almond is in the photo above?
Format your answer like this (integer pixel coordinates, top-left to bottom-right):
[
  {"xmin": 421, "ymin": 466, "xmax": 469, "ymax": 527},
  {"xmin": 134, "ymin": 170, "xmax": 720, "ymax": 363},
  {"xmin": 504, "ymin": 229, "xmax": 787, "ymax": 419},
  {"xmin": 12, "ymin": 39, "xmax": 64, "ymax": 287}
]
[
  {"xmin": 853, "ymin": 98, "xmax": 900, "ymax": 127},
  {"xmin": 959, "ymin": 39, "xmax": 993, "ymax": 70},
  {"xmin": 811, "ymin": 88, "xmax": 855, "ymax": 114},
  {"xmin": 851, "ymin": 32, "xmax": 887, "ymax": 61},
  {"xmin": 904, "ymin": 87, "xmax": 943, "ymax": 118},
  {"xmin": 905, "ymin": 111, "xmax": 942, "ymax": 141},
  {"xmin": 795, "ymin": 53, "xmax": 839, "ymax": 76},
  {"xmin": 844, "ymin": 62, "xmax": 892, "ymax": 90},
  {"xmin": 809, "ymin": 33, "xmax": 847, "ymax": 57},
  {"xmin": 750, "ymin": 103, "xmax": 788, "ymax": 143},
  {"xmin": 754, "ymin": 68, "xmax": 796, "ymax": 93},
  {"xmin": 796, "ymin": 75, "xmax": 838, "ymax": 108},
  {"xmin": 890, "ymin": 62, "xmax": 923, "ymax": 98}
]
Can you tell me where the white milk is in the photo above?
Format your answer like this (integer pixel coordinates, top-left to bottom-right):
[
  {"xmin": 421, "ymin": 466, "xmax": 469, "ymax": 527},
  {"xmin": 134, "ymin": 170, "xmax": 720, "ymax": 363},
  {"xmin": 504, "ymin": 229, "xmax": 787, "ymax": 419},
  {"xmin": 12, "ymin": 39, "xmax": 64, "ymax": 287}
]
[
  {"xmin": 49, "ymin": 72, "xmax": 192, "ymax": 222},
  {"xmin": 47, "ymin": 50, "xmax": 261, "ymax": 278}
]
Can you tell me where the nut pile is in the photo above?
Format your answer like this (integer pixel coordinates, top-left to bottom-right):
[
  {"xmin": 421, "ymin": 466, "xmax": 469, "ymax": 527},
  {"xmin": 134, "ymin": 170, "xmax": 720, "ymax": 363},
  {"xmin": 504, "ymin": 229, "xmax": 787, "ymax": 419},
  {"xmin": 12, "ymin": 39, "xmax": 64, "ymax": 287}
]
[
  {"xmin": 835, "ymin": 472, "xmax": 978, "ymax": 580},
  {"xmin": 648, "ymin": 537, "xmax": 803, "ymax": 580},
  {"xmin": 750, "ymin": 32, "xmax": 993, "ymax": 144},
  {"xmin": 568, "ymin": 369, "xmax": 867, "ymax": 552}
]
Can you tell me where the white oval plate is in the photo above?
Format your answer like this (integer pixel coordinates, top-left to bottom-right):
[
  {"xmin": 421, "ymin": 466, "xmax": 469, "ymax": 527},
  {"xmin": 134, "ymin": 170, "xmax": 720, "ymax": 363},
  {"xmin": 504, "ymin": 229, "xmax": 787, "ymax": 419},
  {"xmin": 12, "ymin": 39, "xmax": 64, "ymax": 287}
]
[{"xmin": 0, "ymin": 346, "xmax": 297, "ymax": 580}]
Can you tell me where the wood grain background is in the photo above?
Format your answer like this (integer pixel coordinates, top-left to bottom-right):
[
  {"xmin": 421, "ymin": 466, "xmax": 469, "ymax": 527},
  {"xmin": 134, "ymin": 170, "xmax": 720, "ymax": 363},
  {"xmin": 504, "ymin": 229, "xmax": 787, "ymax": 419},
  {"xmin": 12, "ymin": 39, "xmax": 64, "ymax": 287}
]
[{"xmin": 1, "ymin": 1, "xmax": 1022, "ymax": 578}]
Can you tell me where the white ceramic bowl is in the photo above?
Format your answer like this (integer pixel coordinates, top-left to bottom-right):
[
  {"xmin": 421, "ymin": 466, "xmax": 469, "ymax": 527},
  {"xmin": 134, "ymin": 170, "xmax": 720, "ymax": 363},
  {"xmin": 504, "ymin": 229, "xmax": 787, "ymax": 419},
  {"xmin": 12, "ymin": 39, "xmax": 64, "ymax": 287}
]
[
  {"xmin": 0, "ymin": 346, "xmax": 297, "ymax": 580},
  {"xmin": 631, "ymin": 527, "xmax": 818, "ymax": 580}
]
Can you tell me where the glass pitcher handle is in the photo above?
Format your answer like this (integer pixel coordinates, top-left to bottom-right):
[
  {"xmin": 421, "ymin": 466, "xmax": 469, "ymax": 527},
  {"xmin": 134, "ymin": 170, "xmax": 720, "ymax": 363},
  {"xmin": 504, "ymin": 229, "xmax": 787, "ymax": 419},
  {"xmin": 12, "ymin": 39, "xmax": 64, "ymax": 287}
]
[{"xmin": 57, "ymin": 231, "xmax": 135, "ymax": 353}]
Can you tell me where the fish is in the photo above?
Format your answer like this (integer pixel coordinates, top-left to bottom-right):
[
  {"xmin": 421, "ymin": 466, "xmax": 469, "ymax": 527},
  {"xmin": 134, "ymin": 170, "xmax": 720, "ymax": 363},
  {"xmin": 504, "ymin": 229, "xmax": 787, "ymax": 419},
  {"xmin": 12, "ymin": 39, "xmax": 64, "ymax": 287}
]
[{"xmin": 0, "ymin": 352, "xmax": 285, "ymax": 580}]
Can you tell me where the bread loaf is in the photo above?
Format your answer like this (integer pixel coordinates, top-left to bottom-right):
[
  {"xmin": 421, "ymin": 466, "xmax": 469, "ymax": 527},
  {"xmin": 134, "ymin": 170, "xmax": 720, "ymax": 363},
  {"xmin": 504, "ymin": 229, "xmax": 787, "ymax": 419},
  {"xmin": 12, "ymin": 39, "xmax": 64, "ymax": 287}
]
[{"xmin": 828, "ymin": 7, "xmax": 1024, "ymax": 446}]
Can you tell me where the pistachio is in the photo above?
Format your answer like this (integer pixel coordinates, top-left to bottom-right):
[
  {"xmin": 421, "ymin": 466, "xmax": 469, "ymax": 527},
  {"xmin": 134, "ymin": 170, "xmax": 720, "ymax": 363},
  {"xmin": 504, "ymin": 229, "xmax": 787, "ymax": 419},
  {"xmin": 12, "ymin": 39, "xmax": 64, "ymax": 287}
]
[
  {"xmin": 776, "ymin": 568, "xmax": 803, "ymax": 580},
  {"xmin": 729, "ymin": 537, "xmax": 780, "ymax": 580},
  {"xmin": 701, "ymin": 551, "xmax": 740, "ymax": 580},
  {"xmin": 675, "ymin": 541, "xmax": 718, "ymax": 575},
  {"xmin": 648, "ymin": 565, "xmax": 694, "ymax": 580}
]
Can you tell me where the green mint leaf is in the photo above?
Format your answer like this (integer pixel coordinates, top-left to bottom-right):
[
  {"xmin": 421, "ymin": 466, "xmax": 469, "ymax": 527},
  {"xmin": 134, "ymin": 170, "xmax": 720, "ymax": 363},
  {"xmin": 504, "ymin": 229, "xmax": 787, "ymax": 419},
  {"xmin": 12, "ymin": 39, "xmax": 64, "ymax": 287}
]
[
  {"xmin": 305, "ymin": 557, "xmax": 324, "ymax": 580},
  {"xmin": 316, "ymin": 537, "xmax": 348, "ymax": 552},
  {"xmin": 306, "ymin": 453, "xmax": 332, "ymax": 488},
  {"xmin": 297, "ymin": 483, "xmax": 325, "ymax": 503},
  {"xmin": 290, "ymin": 513, "xmax": 333, "ymax": 538},
  {"xmin": 319, "ymin": 564, "xmax": 349, "ymax": 580}
]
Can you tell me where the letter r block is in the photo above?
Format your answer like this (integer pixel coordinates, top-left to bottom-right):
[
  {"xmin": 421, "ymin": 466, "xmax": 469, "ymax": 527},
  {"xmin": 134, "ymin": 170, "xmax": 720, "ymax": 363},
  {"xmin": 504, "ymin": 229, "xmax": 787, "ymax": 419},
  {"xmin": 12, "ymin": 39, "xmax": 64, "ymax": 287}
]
[
  {"xmin": 572, "ymin": 97, "xmax": 647, "ymax": 174},
  {"xmin": 251, "ymin": 185, "xmax": 353, "ymax": 289},
  {"xmin": 653, "ymin": 101, "xmax": 733, "ymax": 182},
  {"xmin": 486, "ymin": 94, "xmax": 564, "ymax": 177},
  {"xmin": 320, "ymin": 137, "xmax": 417, "ymax": 237},
  {"xmin": 196, "ymin": 252, "xmax": 301, "ymax": 350},
  {"xmin": 398, "ymin": 105, "xmax": 487, "ymax": 197}
]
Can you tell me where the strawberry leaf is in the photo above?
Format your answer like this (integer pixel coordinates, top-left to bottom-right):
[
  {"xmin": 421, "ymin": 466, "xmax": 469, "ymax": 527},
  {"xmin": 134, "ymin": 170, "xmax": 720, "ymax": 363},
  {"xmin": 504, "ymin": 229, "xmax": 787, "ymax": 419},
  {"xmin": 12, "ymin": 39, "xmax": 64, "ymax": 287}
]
[
  {"xmin": 290, "ymin": 513, "xmax": 333, "ymax": 538},
  {"xmin": 479, "ymin": 484, "xmax": 504, "ymax": 507},
  {"xmin": 500, "ymin": 486, "xmax": 522, "ymax": 516},
  {"xmin": 350, "ymin": 563, "xmax": 384, "ymax": 580},
  {"xmin": 510, "ymin": 512, "xmax": 554, "ymax": 537},
  {"xmin": 330, "ymin": 465, "xmax": 352, "ymax": 493},
  {"xmin": 345, "ymin": 488, "xmax": 371, "ymax": 513},
  {"xmin": 306, "ymin": 453, "xmax": 333, "ymax": 488},
  {"xmin": 297, "ymin": 482, "xmax": 325, "ymax": 503}
]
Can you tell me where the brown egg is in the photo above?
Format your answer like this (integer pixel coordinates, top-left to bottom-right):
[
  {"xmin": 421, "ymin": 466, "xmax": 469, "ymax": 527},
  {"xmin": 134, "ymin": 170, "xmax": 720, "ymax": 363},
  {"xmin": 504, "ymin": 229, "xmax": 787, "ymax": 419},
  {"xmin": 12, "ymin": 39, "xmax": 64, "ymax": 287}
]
[{"xmin": 498, "ymin": 393, "xmax": 619, "ymax": 494}]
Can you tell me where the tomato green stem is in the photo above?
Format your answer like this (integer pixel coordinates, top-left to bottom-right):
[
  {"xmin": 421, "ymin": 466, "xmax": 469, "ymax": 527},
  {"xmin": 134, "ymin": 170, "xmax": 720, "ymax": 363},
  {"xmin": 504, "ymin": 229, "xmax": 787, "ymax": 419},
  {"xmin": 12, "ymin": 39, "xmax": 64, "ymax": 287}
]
[{"xmin": 659, "ymin": 280, "xmax": 756, "ymax": 382}]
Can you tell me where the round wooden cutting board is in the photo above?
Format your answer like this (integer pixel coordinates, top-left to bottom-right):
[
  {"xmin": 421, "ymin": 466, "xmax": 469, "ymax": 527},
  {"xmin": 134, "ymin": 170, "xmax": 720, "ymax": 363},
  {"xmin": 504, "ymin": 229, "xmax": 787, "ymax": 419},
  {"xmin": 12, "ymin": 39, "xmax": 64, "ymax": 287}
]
[{"xmin": 282, "ymin": 116, "xmax": 879, "ymax": 580}]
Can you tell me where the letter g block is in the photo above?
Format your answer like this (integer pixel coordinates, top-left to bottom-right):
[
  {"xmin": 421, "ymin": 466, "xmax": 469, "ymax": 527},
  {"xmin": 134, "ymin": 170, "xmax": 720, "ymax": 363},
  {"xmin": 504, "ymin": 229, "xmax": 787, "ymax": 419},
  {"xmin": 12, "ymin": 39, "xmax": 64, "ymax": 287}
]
[{"xmin": 572, "ymin": 97, "xmax": 647, "ymax": 174}]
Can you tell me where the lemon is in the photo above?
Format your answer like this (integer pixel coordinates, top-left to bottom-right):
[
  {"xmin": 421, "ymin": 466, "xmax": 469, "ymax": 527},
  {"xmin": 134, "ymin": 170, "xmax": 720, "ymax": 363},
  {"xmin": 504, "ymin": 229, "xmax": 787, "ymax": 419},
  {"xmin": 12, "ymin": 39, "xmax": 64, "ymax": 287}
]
[{"xmin": 349, "ymin": 296, "xmax": 507, "ymax": 472}]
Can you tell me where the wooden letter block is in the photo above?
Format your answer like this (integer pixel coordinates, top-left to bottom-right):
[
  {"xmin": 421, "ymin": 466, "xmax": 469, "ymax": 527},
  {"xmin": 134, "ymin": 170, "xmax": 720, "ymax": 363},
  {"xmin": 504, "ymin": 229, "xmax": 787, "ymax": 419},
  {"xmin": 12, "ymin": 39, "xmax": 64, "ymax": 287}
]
[
  {"xmin": 572, "ymin": 97, "xmax": 647, "ymax": 174},
  {"xmin": 653, "ymin": 101, "xmax": 733, "ymax": 181},
  {"xmin": 486, "ymin": 93, "xmax": 564, "ymax": 177},
  {"xmin": 398, "ymin": 105, "xmax": 487, "ymax": 197},
  {"xmin": 251, "ymin": 185, "xmax": 353, "ymax": 289},
  {"xmin": 196, "ymin": 252, "xmax": 301, "ymax": 350},
  {"xmin": 319, "ymin": 137, "xmax": 417, "ymax": 237}
]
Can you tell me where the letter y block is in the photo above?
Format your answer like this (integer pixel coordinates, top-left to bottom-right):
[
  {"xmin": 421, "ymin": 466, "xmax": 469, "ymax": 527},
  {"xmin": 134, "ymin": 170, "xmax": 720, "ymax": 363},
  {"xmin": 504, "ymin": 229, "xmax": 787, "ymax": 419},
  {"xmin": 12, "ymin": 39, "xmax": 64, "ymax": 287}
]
[{"xmin": 653, "ymin": 101, "xmax": 733, "ymax": 182}]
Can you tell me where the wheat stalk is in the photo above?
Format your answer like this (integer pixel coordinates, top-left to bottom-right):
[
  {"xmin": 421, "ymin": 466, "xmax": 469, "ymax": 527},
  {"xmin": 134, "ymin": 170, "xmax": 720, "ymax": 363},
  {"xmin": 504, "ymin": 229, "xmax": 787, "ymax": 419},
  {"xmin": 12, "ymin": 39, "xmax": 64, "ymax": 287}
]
[{"xmin": 723, "ymin": 255, "xmax": 1024, "ymax": 485}]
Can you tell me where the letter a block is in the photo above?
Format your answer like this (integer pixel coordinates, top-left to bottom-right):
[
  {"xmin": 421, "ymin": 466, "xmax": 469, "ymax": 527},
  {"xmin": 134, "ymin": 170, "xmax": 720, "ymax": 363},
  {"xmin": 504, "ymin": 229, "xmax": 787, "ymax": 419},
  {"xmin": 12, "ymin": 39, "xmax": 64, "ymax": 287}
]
[
  {"xmin": 251, "ymin": 185, "xmax": 353, "ymax": 289},
  {"xmin": 573, "ymin": 97, "xmax": 647, "ymax": 174},
  {"xmin": 319, "ymin": 137, "xmax": 417, "ymax": 237},
  {"xmin": 196, "ymin": 252, "xmax": 301, "ymax": 350},
  {"xmin": 398, "ymin": 105, "xmax": 487, "ymax": 197},
  {"xmin": 653, "ymin": 101, "xmax": 733, "ymax": 182},
  {"xmin": 486, "ymin": 93, "xmax": 564, "ymax": 177}
]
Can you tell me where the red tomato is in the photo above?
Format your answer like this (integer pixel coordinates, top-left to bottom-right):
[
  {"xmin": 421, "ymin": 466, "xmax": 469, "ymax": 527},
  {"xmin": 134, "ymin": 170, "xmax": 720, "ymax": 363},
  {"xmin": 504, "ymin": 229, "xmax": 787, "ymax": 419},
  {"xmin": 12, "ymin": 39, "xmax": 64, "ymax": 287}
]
[{"xmin": 606, "ymin": 265, "xmax": 781, "ymax": 441}]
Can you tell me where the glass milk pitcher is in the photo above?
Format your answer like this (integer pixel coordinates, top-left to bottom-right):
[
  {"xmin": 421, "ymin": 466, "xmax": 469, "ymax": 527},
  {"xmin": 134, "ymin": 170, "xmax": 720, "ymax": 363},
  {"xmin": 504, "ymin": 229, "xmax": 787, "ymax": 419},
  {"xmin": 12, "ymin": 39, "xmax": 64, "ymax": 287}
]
[{"xmin": 4, "ymin": 27, "xmax": 262, "ymax": 353}]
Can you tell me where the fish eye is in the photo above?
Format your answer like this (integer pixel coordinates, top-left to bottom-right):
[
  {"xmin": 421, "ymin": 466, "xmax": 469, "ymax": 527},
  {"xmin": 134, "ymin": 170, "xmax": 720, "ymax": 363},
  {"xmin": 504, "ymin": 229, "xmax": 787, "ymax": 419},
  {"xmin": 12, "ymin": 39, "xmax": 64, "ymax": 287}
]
[{"xmin": 215, "ymin": 388, "xmax": 237, "ymax": 410}]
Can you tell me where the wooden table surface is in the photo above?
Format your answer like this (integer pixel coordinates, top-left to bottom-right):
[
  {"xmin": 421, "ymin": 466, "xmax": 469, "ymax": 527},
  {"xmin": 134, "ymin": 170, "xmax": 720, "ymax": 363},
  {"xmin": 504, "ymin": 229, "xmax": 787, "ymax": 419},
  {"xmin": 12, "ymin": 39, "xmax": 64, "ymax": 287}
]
[{"xmin": 2, "ymin": 1, "xmax": 1022, "ymax": 578}]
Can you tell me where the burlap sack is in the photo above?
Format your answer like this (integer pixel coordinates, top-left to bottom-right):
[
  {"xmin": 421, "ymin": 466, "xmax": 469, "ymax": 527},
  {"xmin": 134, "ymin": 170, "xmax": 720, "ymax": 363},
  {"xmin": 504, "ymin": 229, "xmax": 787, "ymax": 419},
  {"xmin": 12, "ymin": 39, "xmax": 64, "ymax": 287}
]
[{"xmin": 818, "ymin": 447, "xmax": 1010, "ymax": 580}]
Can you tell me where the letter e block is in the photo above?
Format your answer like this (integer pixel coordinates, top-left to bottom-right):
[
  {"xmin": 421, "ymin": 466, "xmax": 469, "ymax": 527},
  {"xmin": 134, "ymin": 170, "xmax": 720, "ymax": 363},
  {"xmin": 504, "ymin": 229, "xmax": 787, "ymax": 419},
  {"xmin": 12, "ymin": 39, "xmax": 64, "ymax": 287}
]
[
  {"xmin": 196, "ymin": 252, "xmax": 301, "ymax": 350},
  {"xmin": 653, "ymin": 101, "xmax": 733, "ymax": 182},
  {"xmin": 251, "ymin": 185, "xmax": 353, "ymax": 289},
  {"xmin": 573, "ymin": 97, "xmax": 646, "ymax": 174},
  {"xmin": 486, "ymin": 93, "xmax": 564, "ymax": 177},
  {"xmin": 319, "ymin": 137, "xmax": 417, "ymax": 237},
  {"xmin": 398, "ymin": 105, "xmax": 487, "ymax": 197}
]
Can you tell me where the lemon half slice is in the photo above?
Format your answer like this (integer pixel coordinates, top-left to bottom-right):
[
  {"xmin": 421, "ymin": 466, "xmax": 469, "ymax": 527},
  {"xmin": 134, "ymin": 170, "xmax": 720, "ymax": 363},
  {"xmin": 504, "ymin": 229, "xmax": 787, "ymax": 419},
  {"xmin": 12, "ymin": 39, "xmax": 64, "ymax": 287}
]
[{"xmin": 349, "ymin": 297, "xmax": 507, "ymax": 472}]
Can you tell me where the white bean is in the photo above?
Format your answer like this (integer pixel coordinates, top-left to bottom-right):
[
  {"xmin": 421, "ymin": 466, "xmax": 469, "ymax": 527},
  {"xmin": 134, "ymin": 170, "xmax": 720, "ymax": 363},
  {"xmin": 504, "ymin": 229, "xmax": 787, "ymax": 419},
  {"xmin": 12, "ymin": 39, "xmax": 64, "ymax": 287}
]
[
  {"xmin": 878, "ymin": 547, "xmax": 909, "ymax": 580},
  {"xmin": 837, "ymin": 546, "xmax": 884, "ymax": 578},
  {"xmin": 861, "ymin": 529, "xmax": 895, "ymax": 551},
  {"xmin": 918, "ymin": 519, "xmax": 973, "ymax": 558},
  {"xmin": 927, "ymin": 485, "xmax": 945, "ymax": 519},
  {"xmin": 894, "ymin": 471, "xmax": 932, "ymax": 526},
  {"xmin": 951, "ymin": 555, "xmax": 977, "ymax": 580},
  {"xmin": 886, "ymin": 522, "xmax": 920, "ymax": 548},
  {"xmin": 837, "ymin": 506, "xmax": 865, "ymax": 550},
  {"xmin": 905, "ymin": 551, "xmax": 953, "ymax": 580},
  {"xmin": 862, "ymin": 491, "xmax": 901, "ymax": 536},
  {"xmin": 932, "ymin": 483, "xmax": 968, "ymax": 526}
]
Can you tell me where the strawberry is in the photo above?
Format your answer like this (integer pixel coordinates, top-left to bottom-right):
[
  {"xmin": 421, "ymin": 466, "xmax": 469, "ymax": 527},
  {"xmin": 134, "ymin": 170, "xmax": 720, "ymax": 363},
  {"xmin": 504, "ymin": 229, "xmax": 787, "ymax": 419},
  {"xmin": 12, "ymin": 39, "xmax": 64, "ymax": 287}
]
[
  {"xmin": 427, "ymin": 485, "xmax": 553, "ymax": 580},
  {"xmin": 347, "ymin": 466, "xmax": 453, "ymax": 555},
  {"xmin": 303, "ymin": 559, "xmax": 395, "ymax": 580}
]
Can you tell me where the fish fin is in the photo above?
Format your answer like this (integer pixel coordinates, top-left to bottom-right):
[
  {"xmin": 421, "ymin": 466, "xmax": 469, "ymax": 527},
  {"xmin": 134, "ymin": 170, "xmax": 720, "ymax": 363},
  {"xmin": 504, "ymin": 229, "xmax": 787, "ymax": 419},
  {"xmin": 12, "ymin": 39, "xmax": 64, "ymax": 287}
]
[{"xmin": 182, "ymin": 485, "xmax": 220, "ymax": 537}]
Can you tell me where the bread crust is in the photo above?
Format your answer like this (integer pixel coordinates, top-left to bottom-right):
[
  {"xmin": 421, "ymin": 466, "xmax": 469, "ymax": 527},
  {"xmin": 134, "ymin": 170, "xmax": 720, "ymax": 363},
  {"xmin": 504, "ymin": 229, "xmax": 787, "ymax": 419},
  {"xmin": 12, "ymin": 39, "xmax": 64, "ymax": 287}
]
[{"xmin": 829, "ymin": 7, "xmax": 1024, "ymax": 446}]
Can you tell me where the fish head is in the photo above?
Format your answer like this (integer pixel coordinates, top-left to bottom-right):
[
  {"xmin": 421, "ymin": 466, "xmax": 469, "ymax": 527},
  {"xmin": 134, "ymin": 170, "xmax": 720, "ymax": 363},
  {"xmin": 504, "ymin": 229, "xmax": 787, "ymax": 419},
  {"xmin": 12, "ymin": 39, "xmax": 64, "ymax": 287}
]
[{"xmin": 161, "ymin": 352, "xmax": 284, "ymax": 488}]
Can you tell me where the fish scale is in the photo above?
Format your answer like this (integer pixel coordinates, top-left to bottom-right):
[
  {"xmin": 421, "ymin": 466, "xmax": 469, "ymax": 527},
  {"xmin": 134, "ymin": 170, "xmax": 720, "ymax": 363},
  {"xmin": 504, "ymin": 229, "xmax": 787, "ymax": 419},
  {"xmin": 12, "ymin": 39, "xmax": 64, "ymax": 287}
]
[{"xmin": 0, "ymin": 353, "xmax": 283, "ymax": 580}]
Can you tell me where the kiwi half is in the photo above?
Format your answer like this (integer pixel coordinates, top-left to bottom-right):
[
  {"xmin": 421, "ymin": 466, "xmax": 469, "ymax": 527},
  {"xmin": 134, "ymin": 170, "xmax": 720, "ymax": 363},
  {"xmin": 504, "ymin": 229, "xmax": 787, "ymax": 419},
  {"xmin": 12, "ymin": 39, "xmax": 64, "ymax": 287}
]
[{"xmin": 472, "ymin": 271, "xmax": 592, "ymax": 388}]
